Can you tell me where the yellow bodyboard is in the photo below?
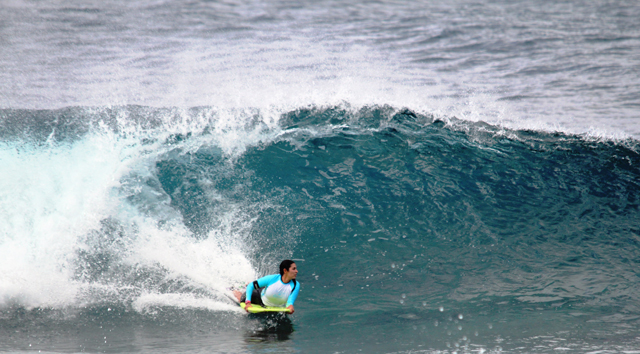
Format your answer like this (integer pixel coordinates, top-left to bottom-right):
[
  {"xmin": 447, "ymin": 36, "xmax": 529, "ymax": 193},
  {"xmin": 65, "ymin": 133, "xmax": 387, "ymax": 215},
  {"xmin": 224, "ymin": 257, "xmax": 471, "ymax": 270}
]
[{"xmin": 240, "ymin": 302, "xmax": 291, "ymax": 314}]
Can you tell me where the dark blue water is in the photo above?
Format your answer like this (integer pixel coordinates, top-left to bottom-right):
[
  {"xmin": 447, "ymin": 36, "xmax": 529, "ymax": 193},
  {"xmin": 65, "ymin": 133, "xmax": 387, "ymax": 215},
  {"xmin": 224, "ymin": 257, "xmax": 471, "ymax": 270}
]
[
  {"xmin": 1, "ymin": 1, "xmax": 640, "ymax": 353},
  {"xmin": 1, "ymin": 105, "xmax": 639, "ymax": 353}
]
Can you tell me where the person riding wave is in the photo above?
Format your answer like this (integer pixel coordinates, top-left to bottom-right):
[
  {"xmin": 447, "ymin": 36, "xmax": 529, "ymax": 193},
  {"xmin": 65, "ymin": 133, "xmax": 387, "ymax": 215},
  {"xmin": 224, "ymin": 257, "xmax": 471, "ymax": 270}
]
[{"xmin": 233, "ymin": 260, "xmax": 300, "ymax": 313}]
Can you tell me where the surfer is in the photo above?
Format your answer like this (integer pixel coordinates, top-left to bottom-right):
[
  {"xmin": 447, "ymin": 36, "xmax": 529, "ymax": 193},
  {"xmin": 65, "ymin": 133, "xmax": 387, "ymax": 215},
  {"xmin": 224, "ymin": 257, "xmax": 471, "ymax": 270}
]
[{"xmin": 233, "ymin": 260, "xmax": 300, "ymax": 314}]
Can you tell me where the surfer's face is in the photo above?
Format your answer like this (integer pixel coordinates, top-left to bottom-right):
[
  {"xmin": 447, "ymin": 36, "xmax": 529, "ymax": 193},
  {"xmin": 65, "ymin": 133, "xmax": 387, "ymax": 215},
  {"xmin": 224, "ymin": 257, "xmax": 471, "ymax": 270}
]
[{"xmin": 286, "ymin": 263, "xmax": 298, "ymax": 279}]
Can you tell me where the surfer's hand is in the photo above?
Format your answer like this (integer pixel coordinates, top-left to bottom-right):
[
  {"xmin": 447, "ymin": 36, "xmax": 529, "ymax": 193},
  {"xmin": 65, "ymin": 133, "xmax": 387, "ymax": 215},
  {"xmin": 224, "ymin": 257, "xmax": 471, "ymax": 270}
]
[
  {"xmin": 286, "ymin": 305, "xmax": 294, "ymax": 314},
  {"xmin": 245, "ymin": 303, "xmax": 251, "ymax": 313}
]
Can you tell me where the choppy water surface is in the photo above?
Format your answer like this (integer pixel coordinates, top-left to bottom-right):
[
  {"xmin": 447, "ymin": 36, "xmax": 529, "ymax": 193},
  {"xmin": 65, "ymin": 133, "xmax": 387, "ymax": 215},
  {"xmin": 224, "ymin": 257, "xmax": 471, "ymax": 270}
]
[{"xmin": 1, "ymin": 1, "xmax": 640, "ymax": 353}]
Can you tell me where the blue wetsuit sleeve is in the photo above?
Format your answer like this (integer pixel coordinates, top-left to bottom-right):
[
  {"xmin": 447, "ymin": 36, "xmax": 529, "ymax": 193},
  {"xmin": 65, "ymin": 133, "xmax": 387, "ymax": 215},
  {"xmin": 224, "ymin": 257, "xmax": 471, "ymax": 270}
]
[
  {"xmin": 286, "ymin": 281, "xmax": 301, "ymax": 307},
  {"xmin": 245, "ymin": 274, "xmax": 280, "ymax": 303},
  {"xmin": 244, "ymin": 282, "xmax": 254, "ymax": 303}
]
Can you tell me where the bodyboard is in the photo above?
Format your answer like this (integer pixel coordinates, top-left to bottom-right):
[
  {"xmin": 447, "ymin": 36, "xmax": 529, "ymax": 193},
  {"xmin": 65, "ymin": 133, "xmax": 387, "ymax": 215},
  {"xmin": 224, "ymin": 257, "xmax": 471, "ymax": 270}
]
[{"xmin": 240, "ymin": 302, "xmax": 291, "ymax": 314}]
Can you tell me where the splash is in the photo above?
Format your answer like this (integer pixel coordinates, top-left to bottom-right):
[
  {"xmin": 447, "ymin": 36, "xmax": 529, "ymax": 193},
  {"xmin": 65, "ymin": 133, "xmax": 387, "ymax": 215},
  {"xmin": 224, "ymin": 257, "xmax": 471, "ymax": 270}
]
[{"xmin": 0, "ymin": 117, "xmax": 258, "ymax": 311}]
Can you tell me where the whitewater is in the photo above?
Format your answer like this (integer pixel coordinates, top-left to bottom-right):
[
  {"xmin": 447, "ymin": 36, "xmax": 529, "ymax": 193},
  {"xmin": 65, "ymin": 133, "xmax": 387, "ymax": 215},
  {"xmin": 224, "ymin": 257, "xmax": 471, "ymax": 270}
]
[{"xmin": 1, "ymin": 1, "xmax": 640, "ymax": 353}]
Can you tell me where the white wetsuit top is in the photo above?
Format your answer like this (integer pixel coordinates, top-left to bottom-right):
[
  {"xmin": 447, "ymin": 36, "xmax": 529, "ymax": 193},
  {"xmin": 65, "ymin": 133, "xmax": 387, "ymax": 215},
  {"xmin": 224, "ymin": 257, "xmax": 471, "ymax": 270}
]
[{"xmin": 245, "ymin": 274, "xmax": 300, "ymax": 307}]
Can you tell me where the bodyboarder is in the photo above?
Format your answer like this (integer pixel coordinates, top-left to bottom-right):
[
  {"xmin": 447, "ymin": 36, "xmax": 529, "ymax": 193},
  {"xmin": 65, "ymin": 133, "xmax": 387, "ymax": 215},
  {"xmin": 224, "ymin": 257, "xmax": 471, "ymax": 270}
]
[{"xmin": 233, "ymin": 259, "xmax": 300, "ymax": 313}]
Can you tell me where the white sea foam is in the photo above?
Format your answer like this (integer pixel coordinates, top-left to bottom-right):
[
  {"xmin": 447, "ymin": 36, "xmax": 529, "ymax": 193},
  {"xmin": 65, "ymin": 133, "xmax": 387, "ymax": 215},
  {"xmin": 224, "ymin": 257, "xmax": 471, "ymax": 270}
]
[
  {"xmin": 3, "ymin": 2, "xmax": 636, "ymax": 140},
  {"xmin": 132, "ymin": 293, "xmax": 240, "ymax": 314},
  {"xmin": 0, "ymin": 124, "xmax": 257, "ymax": 310},
  {"xmin": 0, "ymin": 134, "xmax": 124, "ymax": 308}
]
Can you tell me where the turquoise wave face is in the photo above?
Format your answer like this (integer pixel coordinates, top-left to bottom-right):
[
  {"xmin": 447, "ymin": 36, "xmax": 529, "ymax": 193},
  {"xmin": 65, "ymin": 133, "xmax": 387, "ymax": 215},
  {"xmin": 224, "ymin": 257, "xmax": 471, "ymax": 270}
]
[{"xmin": 1, "ymin": 106, "xmax": 640, "ymax": 352}]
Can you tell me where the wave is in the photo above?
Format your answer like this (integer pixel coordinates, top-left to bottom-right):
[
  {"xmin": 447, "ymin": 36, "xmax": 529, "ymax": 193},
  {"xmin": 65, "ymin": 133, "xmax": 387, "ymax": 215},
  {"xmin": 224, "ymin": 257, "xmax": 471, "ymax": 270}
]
[{"xmin": 1, "ymin": 104, "xmax": 639, "ymax": 317}]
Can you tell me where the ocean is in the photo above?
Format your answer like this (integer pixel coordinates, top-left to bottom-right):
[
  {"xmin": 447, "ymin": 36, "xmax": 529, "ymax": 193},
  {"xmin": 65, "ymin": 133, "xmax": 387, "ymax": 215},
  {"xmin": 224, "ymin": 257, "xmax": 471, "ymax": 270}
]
[{"xmin": 1, "ymin": 1, "xmax": 639, "ymax": 353}]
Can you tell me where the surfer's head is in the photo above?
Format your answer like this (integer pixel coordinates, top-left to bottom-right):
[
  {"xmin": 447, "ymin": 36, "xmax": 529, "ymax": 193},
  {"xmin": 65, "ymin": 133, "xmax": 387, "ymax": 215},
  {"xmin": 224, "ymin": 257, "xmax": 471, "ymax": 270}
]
[{"xmin": 279, "ymin": 259, "xmax": 296, "ymax": 276}]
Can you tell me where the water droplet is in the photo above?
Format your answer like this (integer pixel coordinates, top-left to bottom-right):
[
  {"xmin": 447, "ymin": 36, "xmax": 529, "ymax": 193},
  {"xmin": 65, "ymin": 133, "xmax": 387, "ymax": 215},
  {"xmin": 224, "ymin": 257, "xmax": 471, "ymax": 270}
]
[
  {"xmin": 488, "ymin": 324, "xmax": 493, "ymax": 329},
  {"xmin": 422, "ymin": 301, "xmax": 427, "ymax": 307},
  {"xmin": 439, "ymin": 306, "xmax": 444, "ymax": 312},
  {"xmin": 400, "ymin": 300, "xmax": 404, "ymax": 305},
  {"xmin": 402, "ymin": 294, "xmax": 406, "ymax": 299},
  {"xmin": 462, "ymin": 336, "xmax": 467, "ymax": 341},
  {"xmin": 458, "ymin": 314, "xmax": 463, "ymax": 320},
  {"xmin": 391, "ymin": 263, "xmax": 396, "ymax": 268}
]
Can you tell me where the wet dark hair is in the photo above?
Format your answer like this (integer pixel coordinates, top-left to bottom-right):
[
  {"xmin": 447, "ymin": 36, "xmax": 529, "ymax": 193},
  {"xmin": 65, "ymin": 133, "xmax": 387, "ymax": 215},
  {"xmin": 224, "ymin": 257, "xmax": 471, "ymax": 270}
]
[{"xmin": 279, "ymin": 260, "xmax": 296, "ymax": 275}]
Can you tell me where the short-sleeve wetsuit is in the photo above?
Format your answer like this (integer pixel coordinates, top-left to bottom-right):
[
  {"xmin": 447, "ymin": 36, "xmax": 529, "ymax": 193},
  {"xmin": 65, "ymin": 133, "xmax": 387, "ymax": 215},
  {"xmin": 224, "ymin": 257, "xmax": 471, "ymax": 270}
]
[{"xmin": 245, "ymin": 274, "xmax": 300, "ymax": 307}]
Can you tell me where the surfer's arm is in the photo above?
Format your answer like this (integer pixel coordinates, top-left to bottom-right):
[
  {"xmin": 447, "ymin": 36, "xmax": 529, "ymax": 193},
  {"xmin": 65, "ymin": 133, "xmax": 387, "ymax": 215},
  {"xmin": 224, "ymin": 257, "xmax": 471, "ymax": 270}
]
[
  {"xmin": 244, "ymin": 281, "xmax": 255, "ymax": 304},
  {"xmin": 245, "ymin": 274, "xmax": 280, "ymax": 303},
  {"xmin": 286, "ymin": 281, "xmax": 300, "ymax": 307}
]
